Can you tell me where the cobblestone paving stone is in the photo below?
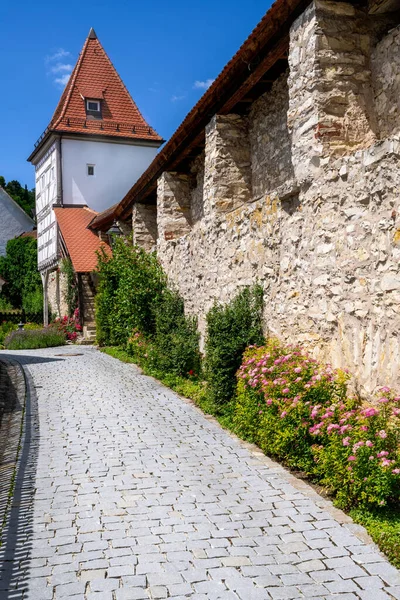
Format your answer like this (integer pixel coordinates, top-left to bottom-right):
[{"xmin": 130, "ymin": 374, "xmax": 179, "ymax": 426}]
[{"xmin": 0, "ymin": 346, "xmax": 400, "ymax": 600}]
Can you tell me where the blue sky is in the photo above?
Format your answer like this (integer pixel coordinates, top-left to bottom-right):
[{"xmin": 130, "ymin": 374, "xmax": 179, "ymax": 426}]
[{"xmin": 0, "ymin": 0, "xmax": 271, "ymax": 188}]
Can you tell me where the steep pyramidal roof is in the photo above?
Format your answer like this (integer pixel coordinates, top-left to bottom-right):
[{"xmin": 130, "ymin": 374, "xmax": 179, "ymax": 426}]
[{"xmin": 43, "ymin": 28, "xmax": 162, "ymax": 146}]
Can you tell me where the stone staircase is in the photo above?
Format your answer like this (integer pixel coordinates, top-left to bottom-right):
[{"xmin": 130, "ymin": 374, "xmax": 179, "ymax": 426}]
[{"xmin": 79, "ymin": 274, "xmax": 97, "ymax": 344}]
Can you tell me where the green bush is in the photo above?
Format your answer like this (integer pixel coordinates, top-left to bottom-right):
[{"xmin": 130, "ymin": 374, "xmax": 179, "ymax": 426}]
[
  {"xmin": 126, "ymin": 329, "xmax": 157, "ymax": 369},
  {"xmin": 95, "ymin": 239, "xmax": 166, "ymax": 346},
  {"xmin": 0, "ymin": 296, "xmax": 13, "ymax": 311},
  {"xmin": 235, "ymin": 340, "xmax": 400, "ymax": 510},
  {"xmin": 22, "ymin": 288, "xmax": 43, "ymax": 314},
  {"xmin": 96, "ymin": 239, "xmax": 201, "ymax": 377},
  {"xmin": 4, "ymin": 328, "xmax": 65, "ymax": 350},
  {"xmin": 0, "ymin": 322, "xmax": 17, "ymax": 347},
  {"xmin": 204, "ymin": 285, "xmax": 264, "ymax": 406},
  {"xmin": 152, "ymin": 289, "xmax": 200, "ymax": 377},
  {"xmin": 0, "ymin": 237, "xmax": 42, "ymax": 309}
]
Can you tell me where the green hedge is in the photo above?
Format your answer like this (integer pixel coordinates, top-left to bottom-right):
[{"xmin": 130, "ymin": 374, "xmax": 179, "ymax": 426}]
[
  {"xmin": 96, "ymin": 239, "xmax": 201, "ymax": 377},
  {"xmin": 204, "ymin": 285, "xmax": 264, "ymax": 406}
]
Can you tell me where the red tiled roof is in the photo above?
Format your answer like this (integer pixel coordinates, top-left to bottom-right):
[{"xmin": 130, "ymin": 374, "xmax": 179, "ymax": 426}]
[
  {"xmin": 18, "ymin": 230, "xmax": 37, "ymax": 239},
  {"xmin": 48, "ymin": 28, "xmax": 162, "ymax": 144},
  {"xmin": 54, "ymin": 207, "xmax": 111, "ymax": 273}
]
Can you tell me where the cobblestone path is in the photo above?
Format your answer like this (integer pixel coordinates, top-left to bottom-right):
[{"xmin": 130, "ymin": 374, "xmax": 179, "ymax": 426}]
[{"xmin": 0, "ymin": 346, "xmax": 400, "ymax": 600}]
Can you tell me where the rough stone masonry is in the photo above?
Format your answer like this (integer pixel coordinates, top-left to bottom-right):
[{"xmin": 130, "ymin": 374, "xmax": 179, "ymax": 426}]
[{"xmin": 141, "ymin": 0, "xmax": 400, "ymax": 394}]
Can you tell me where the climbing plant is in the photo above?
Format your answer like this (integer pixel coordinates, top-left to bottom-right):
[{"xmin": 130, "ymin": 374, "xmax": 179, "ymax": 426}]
[{"xmin": 61, "ymin": 258, "xmax": 78, "ymax": 317}]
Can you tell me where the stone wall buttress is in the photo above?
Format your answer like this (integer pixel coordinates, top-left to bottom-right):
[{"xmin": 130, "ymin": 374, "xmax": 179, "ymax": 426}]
[{"xmin": 154, "ymin": 0, "xmax": 400, "ymax": 393}]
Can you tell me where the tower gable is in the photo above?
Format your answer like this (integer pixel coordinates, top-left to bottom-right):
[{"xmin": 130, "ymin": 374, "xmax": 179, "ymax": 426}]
[{"xmin": 29, "ymin": 28, "xmax": 162, "ymax": 164}]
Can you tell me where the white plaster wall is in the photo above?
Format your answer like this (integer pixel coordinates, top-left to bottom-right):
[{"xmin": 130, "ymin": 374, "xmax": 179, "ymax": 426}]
[
  {"xmin": 61, "ymin": 138, "xmax": 159, "ymax": 212},
  {"xmin": 35, "ymin": 144, "xmax": 58, "ymax": 269},
  {"xmin": 0, "ymin": 188, "xmax": 35, "ymax": 255}
]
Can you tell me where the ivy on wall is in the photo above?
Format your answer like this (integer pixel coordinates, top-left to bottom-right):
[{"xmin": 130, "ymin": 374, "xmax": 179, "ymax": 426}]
[{"xmin": 61, "ymin": 258, "xmax": 78, "ymax": 317}]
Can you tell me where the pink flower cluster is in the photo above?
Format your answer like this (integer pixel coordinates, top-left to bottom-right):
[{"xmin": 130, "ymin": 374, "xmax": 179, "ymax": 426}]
[
  {"xmin": 51, "ymin": 308, "xmax": 82, "ymax": 341},
  {"xmin": 238, "ymin": 344, "xmax": 400, "ymax": 504}
]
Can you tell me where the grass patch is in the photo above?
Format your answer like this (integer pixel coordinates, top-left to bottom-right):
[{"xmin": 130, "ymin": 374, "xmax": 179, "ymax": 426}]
[
  {"xmin": 5, "ymin": 328, "xmax": 65, "ymax": 350},
  {"xmin": 350, "ymin": 506, "xmax": 400, "ymax": 569},
  {"xmin": 100, "ymin": 345, "xmax": 400, "ymax": 568},
  {"xmin": 100, "ymin": 346, "xmax": 140, "ymax": 365}
]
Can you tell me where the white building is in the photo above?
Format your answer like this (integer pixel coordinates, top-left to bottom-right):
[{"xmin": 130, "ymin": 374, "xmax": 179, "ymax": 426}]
[{"xmin": 28, "ymin": 28, "xmax": 163, "ymax": 332}]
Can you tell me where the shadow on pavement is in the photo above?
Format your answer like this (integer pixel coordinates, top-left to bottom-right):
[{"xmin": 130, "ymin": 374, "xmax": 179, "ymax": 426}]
[
  {"xmin": 0, "ymin": 366, "xmax": 39, "ymax": 599},
  {"xmin": 0, "ymin": 353, "xmax": 64, "ymax": 366}
]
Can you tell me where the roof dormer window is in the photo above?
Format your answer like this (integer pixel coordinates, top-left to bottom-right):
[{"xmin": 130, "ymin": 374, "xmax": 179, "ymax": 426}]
[{"xmin": 85, "ymin": 99, "xmax": 102, "ymax": 119}]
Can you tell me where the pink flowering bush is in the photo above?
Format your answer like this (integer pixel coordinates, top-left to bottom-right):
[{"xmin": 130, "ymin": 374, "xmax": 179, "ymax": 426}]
[
  {"xmin": 313, "ymin": 388, "xmax": 400, "ymax": 509},
  {"xmin": 51, "ymin": 308, "xmax": 82, "ymax": 342},
  {"xmin": 234, "ymin": 339, "xmax": 400, "ymax": 509},
  {"xmin": 126, "ymin": 328, "xmax": 157, "ymax": 369}
]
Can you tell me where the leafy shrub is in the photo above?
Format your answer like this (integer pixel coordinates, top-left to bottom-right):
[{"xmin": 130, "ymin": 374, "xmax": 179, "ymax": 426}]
[
  {"xmin": 4, "ymin": 328, "xmax": 65, "ymax": 350},
  {"xmin": 22, "ymin": 288, "xmax": 43, "ymax": 314},
  {"xmin": 0, "ymin": 321, "xmax": 17, "ymax": 347},
  {"xmin": 0, "ymin": 296, "xmax": 13, "ymax": 311},
  {"xmin": 95, "ymin": 239, "xmax": 166, "ymax": 346},
  {"xmin": 126, "ymin": 329, "xmax": 157, "ymax": 369},
  {"xmin": 235, "ymin": 340, "xmax": 400, "ymax": 509},
  {"xmin": 313, "ymin": 387, "xmax": 400, "ymax": 509},
  {"xmin": 51, "ymin": 309, "xmax": 82, "ymax": 341},
  {"xmin": 204, "ymin": 285, "xmax": 264, "ymax": 406},
  {"xmin": 96, "ymin": 238, "xmax": 200, "ymax": 376},
  {"xmin": 152, "ymin": 289, "xmax": 200, "ymax": 377},
  {"xmin": 236, "ymin": 340, "xmax": 348, "ymax": 471},
  {"xmin": 0, "ymin": 237, "xmax": 42, "ymax": 309}
]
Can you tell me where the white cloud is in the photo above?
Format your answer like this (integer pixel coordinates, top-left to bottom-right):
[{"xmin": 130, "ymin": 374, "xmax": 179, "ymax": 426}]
[
  {"xmin": 45, "ymin": 48, "xmax": 71, "ymax": 63},
  {"xmin": 193, "ymin": 79, "xmax": 214, "ymax": 90},
  {"xmin": 50, "ymin": 63, "xmax": 73, "ymax": 74},
  {"xmin": 54, "ymin": 73, "xmax": 71, "ymax": 87},
  {"xmin": 45, "ymin": 48, "xmax": 73, "ymax": 87},
  {"xmin": 171, "ymin": 94, "xmax": 185, "ymax": 102}
]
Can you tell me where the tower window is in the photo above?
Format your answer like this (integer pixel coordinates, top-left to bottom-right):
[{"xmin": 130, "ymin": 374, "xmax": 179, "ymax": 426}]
[
  {"xmin": 86, "ymin": 99, "xmax": 102, "ymax": 119},
  {"xmin": 86, "ymin": 99, "xmax": 100, "ymax": 112},
  {"xmin": 87, "ymin": 165, "xmax": 95, "ymax": 176}
]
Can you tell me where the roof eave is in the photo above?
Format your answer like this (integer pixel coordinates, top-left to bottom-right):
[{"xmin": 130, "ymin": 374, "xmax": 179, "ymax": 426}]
[{"xmin": 27, "ymin": 130, "xmax": 58, "ymax": 163}]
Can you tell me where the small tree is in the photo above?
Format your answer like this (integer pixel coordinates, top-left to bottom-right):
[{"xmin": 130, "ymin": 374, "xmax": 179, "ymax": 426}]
[{"xmin": 0, "ymin": 237, "xmax": 42, "ymax": 310}]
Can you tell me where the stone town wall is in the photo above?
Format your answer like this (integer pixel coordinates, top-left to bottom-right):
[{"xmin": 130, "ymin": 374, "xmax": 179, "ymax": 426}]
[
  {"xmin": 372, "ymin": 23, "xmax": 400, "ymax": 138},
  {"xmin": 249, "ymin": 73, "xmax": 294, "ymax": 198},
  {"xmin": 132, "ymin": 204, "xmax": 157, "ymax": 251},
  {"xmin": 47, "ymin": 268, "xmax": 68, "ymax": 318},
  {"xmin": 151, "ymin": 0, "xmax": 400, "ymax": 394}
]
